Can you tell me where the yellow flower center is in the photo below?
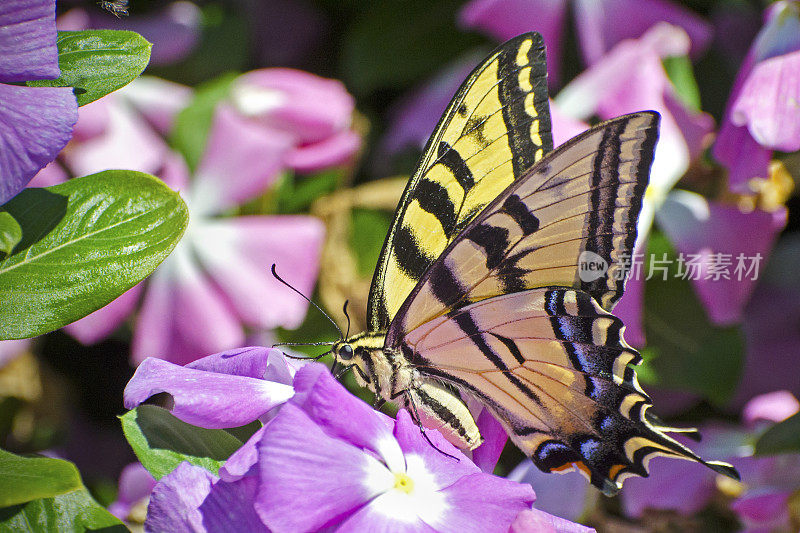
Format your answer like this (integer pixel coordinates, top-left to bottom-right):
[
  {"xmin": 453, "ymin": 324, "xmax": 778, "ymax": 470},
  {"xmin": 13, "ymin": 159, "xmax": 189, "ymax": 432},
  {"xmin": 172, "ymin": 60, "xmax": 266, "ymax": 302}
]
[{"xmin": 393, "ymin": 472, "xmax": 414, "ymax": 494}]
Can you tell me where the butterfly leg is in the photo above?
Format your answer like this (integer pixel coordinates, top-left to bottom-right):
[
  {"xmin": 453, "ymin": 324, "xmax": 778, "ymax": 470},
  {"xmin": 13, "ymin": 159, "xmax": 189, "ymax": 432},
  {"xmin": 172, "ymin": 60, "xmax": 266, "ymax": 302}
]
[{"xmin": 403, "ymin": 390, "xmax": 460, "ymax": 462}]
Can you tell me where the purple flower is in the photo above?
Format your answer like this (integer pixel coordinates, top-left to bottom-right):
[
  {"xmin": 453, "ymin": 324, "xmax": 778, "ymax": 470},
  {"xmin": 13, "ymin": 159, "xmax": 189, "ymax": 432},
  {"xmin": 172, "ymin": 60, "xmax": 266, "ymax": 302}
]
[
  {"xmin": 713, "ymin": 1, "xmax": 800, "ymax": 193},
  {"xmin": 0, "ymin": 0, "xmax": 78, "ymax": 204},
  {"xmin": 108, "ymin": 462, "xmax": 156, "ymax": 523},
  {"xmin": 124, "ymin": 347, "xmax": 297, "ymax": 428},
  {"xmin": 138, "ymin": 362, "xmax": 592, "ymax": 531},
  {"xmin": 58, "ymin": 2, "xmax": 201, "ymax": 66},
  {"xmin": 655, "ymin": 189, "xmax": 787, "ymax": 326},
  {"xmin": 459, "ymin": 0, "xmax": 710, "ymax": 86}
]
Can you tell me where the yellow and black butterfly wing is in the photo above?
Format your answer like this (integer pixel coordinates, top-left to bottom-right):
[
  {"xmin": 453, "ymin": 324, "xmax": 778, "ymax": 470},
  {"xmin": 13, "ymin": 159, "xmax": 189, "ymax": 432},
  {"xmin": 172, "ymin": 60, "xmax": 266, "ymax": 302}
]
[
  {"xmin": 394, "ymin": 113, "xmax": 656, "ymax": 334},
  {"xmin": 386, "ymin": 113, "xmax": 739, "ymax": 493},
  {"xmin": 399, "ymin": 288, "xmax": 737, "ymax": 494},
  {"xmin": 368, "ymin": 32, "xmax": 553, "ymax": 330}
]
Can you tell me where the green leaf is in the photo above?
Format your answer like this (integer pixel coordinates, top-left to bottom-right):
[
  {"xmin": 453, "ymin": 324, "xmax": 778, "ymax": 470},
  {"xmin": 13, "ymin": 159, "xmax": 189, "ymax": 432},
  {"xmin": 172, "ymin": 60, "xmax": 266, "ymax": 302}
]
[
  {"xmin": 639, "ymin": 232, "xmax": 744, "ymax": 405},
  {"xmin": 268, "ymin": 170, "xmax": 342, "ymax": 215},
  {"xmin": 663, "ymin": 55, "xmax": 702, "ymax": 111},
  {"xmin": 170, "ymin": 73, "xmax": 238, "ymax": 171},
  {"xmin": 755, "ymin": 413, "xmax": 800, "ymax": 455},
  {"xmin": 0, "ymin": 489, "xmax": 125, "ymax": 533},
  {"xmin": 0, "ymin": 170, "xmax": 188, "ymax": 340},
  {"xmin": 28, "ymin": 30, "xmax": 151, "ymax": 106},
  {"xmin": 0, "ymin": 213, "xmax": 21, "ymax": 256},
  {"xmin": 120, "ymin": 405, "xmax": 243, "ymax": 479},
  {"xmin": 0, "ymin": 449, "xmax": 83, "ymax": 507},
  {"xmin": 342, "ymin": 0, "xmax": 482, "ymax": 95},
  {"xmin": 350, "ymin": 208, "xmax": 393, "ymax": 277}
]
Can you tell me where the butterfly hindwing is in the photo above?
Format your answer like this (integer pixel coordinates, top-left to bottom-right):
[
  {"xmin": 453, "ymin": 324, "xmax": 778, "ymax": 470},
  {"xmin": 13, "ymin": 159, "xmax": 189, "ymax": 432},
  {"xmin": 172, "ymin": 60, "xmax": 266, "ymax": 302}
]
[
  {"xmin": 368, "ymin": 32, "xmax": 553, "ymax": 330},
  {"xmin": 399, "ymin": 288, "xmax": 737, "ymax": 494},
  {"xmin": 390, "ymin": 112, "xmax": 657, "ymax": 335}
]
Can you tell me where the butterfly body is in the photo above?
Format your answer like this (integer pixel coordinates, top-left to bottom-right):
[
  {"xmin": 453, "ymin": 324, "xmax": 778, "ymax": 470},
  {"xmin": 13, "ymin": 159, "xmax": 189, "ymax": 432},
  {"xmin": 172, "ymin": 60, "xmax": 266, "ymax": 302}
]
[{"xmin": 331, "ymin": 32, "xmax": 738, "ymax": 495}]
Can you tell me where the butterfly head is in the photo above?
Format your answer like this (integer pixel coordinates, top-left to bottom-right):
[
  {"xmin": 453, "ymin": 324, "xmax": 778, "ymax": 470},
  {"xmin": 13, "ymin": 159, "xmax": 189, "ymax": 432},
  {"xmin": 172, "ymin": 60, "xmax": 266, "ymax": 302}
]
[{"xmin": 333, "ymin": 340, "xmax": 355, "ymax": 362}]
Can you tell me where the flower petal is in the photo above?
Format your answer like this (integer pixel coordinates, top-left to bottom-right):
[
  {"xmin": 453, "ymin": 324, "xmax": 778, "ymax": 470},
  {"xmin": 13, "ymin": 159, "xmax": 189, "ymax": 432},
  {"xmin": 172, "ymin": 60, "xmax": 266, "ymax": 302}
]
[
  {"xmin": 0, "ymin": 83, "xmax": 76, "ymax": 204},
  {"xmin": 731, "ymin": 491, "xmax": 792, "ymax": 531},
  {"xmin": 255, "ymin": 403, "xmax": 388, "ymax": 531},
  {"xmin": 60, "ymin": 94, "xmax": 167, "ymax": 178},
  {"xmin": 124, "ymin": 357, "xmax": 293, "ymax": 428},
  {"xmin": 712, "ymin": 118, "xmax": 772, "ymax": 193},
  {"xmin": 119, "ymin": 76, "xmax": 193, "ymax": 135},
  {"xmin": 218, "ymin": 425, "xmax": 267, "ymax": 481},
  {"xmin": 191, "ymin": 216, "xmax": 324, "ymax": 331},
  {"xmin": 731, "ymin": 50, "xmax": 800, "ymax": 152},
  {"xmin": 556, "ymin": 24, "xmax": 711, "ymax": 199},
  {"xmin": 573, "ymin": 0, "xmax": 711, "ymax": 65},
  {"xmin": 186, "ymin": 346, "xmax": 294, "ymax": 383},
  {"xmin": 233, "ymin": 68, "xmax": 355, "ymax": 145},
  {"xmin": 656, "ymin": 190, "xmax": 787, "ymax": 325},
  {"xmin": 63, "ymin": 284, "xmax": 143, "ymax": 345},
  {"xmin": 508, "ymin": 460, "xmax": 589, "ymax": 522},
  {"xmin": 378, "ymin": 56, "xmax": 478, "ymax": 164},
  {"xmin": 289, "ymin": 364, "xmax": 403, "ymax": 468},
  {"xmin": 742, "ymin": 390, "xmax": 800, "ymax": 426},
  {"xmin": 458, "ymin": 0, "xmax": 568, "ymax": 85},
  {"xmin": 198, "ymin": 475, "xmax": 268, "ymax": 532},
  {"xmin": 511, "ymin": 508, "xmax": 596, "ymax": 533},
  {"xmin": 131, "ymin": 245, "xmax": 244, "ymax": 366},
  {"xmin": 0, "ymin": 0, "xmax": 59, "ymax": 82},
  {"xmin": 190, "ymin": 104, "xmax": 293, "ymax": 214},
  {"xmin": 393, "ymin": 409, "xmax": 478, "ymax": 490},
  {"xmin": 285, "ymin": 127, "xmax": 360, "ymax": 173},
  {"xmin": 432, "ymin": 472, "xmax": 535, "ymax": 532},
  {"xmin": 108, "ymin": 462, "xmax": 156, "ymax": 520},
  {"xmin": 470, "ymin": 408, "xmax": 508, "ymax": 474},
  {"xmin": 145, "ymin": 462, "xmax": 215, "ymax": 533},
  {"xmin": 337, "ymin": 501, "xmax": 434, "ymax": 533}
]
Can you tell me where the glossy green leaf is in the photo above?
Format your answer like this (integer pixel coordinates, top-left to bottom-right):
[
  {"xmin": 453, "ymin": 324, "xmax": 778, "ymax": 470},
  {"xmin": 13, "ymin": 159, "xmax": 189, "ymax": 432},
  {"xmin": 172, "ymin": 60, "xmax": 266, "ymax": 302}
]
[
  {"xmin": 120, "ymin": 405, "xmax": 243, "ymax": 479},
  {"xmin": 0, "ymin": 213, "xmax": 21, "ymax": 256},
  {"xmin": 0, "ymin": 449, "xmax": 82, "ymax": 507},
  {"xmin": 0, "ymin": 170, "xmax": 188, "ymax": 340},
  {"xmin": 755, "ymin": 413, "xmax": 800, "ymax": 455},
  {"xmin": 0, "ymin": 489, "xmax": 125, "ymax": 532},
  {"xmin": 639, "ymin": 232, "xmax": 744, "ymax": 405},
  {"xmin": 28, "ymin": 30, "xmax": 151, "ymax": 106}
]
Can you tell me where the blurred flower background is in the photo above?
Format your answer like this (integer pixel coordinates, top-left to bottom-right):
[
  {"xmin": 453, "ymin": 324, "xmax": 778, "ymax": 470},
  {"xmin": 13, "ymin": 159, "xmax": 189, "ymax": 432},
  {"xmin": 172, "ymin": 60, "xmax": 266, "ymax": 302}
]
[{"xmin": 2, "ymin": 0, "xmax": 800, "ymax": 531}]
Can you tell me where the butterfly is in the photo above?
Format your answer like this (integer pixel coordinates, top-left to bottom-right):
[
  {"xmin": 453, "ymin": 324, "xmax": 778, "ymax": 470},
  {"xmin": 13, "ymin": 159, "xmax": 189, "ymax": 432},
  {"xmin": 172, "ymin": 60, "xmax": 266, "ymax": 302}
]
[{"xmin": 326, "ymin": 32, "xmax": 738, "ymax": 495}]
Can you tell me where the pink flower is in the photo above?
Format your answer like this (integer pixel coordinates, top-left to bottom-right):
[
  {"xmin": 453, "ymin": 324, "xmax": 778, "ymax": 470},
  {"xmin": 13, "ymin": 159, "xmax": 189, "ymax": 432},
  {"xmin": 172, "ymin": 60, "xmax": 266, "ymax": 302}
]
[
  {"xmin": 713, "ymin": 1, "xmax": 800, "ymax": 192},
  {"xmin": 37, "ymin": 70, "xmax": 361, "ymax": 365},
  {"xmin": 229, "ymin": 68, "xmax": 361, "ymax": 173}
]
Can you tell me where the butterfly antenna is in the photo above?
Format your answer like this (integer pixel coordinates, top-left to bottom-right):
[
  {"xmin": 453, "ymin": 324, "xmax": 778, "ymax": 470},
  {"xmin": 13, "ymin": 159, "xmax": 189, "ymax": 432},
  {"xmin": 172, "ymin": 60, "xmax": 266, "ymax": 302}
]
[
  {"xmin": 271, "ymin": 264, "xmax": 343, "ymax": 338},
  {"xmin": 342, "ymin": 300, "xmax": 351, "ymax": 339}
]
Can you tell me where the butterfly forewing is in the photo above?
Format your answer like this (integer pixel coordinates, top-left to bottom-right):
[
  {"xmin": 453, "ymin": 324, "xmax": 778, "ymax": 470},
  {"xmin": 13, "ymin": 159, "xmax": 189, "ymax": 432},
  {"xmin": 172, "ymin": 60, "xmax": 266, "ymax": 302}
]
[
  {"xmin": 391, "ymin": 113, "xmax": 657, "ymax": 335},
  {"xmin": 368, "ymin": 32, "xmax": 553, "ymax": 330}
]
